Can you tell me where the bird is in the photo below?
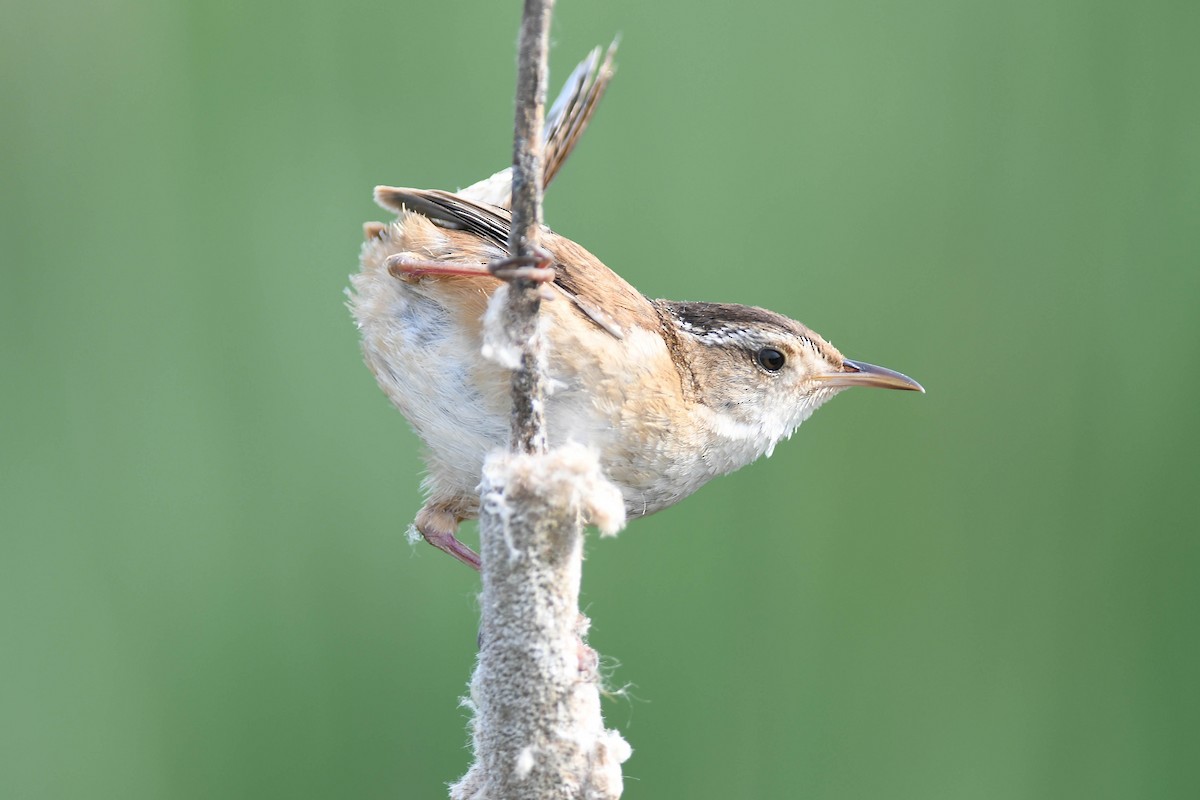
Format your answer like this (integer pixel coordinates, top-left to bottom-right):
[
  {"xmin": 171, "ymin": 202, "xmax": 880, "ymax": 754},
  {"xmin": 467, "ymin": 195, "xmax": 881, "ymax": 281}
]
[{"xmin": 348, "ymin": 44, "xmax": 923, "ymax": 571}]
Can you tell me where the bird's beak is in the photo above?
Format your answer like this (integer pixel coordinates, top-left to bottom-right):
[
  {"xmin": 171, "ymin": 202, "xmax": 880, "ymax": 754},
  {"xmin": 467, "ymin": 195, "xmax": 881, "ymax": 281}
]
[{"xmin": 815, "ymin": 359, "xmax": 925, "ymax": 392}]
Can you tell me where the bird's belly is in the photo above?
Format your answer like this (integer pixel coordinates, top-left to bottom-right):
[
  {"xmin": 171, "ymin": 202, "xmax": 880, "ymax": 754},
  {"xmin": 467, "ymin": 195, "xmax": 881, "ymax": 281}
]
[
  {"xmin": 353, "ymin": 277, "xmax": 508, "ymax": 495},
  {"xmin": 352, "ymin": 273, "xmax": 703, "ymax": 517}
]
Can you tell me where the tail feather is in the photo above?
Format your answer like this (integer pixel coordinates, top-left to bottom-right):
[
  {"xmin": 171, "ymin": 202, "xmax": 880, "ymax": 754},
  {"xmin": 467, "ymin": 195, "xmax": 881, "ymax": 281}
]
[
  {"xmin": 542, "ymin": 38, "xmax": 618, "ymax": 190},
  {"xmin": 459, "ymin": 39, "xmax": 618, "ymax": 207}
]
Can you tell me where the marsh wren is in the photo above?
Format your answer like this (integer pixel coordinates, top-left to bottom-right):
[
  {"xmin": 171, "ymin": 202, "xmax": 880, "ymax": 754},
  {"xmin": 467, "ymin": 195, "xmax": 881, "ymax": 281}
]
[{"xmin": 349, "ymin": 45, "xmax": 923, "ymax": 570}]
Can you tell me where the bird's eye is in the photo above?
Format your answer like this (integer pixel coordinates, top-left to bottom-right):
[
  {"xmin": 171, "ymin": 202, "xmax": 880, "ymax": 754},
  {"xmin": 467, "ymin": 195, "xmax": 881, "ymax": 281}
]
[{"xmin": 756, "ymin": 347, "xmax": 786, "ymax": 372}]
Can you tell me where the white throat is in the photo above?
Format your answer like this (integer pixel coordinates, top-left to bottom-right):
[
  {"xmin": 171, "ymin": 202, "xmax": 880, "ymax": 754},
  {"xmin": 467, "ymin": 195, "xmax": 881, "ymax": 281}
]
[{"xmin": 694, "ymin": 388, "xmax": 842, "ymax": 475}]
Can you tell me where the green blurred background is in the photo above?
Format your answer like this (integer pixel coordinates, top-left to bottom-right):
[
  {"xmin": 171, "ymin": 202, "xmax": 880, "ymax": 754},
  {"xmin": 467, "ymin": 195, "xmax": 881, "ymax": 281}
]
[{"xmin": 3, "ymin": 0, "xmax": 1198, "ymax": 797}]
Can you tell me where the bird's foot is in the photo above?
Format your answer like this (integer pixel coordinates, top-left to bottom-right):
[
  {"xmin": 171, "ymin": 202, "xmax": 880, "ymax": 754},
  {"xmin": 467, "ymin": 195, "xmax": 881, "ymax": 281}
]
[
  {"xmin": 415, "ymin": 505, "xmax": 480, "ymax": 572},
  {"xmin": 385, "ymin": 245, "xmax": 555, "ymax": 286}
]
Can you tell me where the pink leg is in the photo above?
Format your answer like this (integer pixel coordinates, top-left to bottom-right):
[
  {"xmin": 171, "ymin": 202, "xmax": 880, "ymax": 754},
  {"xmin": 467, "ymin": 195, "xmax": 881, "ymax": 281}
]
[
  {"xmin": 385, "ymin": 246, "xmax": 556, "ymax": 283},
  {"xmin": 386, "ymin": 255, "xmax": 495, "ymax": 280},
  {"xmin": 415, "ymin": 505, "xmax": 480, "ymax": 571}
]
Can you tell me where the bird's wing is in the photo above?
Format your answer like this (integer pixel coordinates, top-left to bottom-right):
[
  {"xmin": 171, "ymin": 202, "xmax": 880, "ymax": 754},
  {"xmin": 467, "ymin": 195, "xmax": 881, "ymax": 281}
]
[
  {"xmin": 377, "ymin": 187, "xmax": 510, "ymax": 246},
  {"xmin": 375, "ymin": 186, "xmax": 649, "ymax": 340},
  {"xmin": 460, "ymin": 40, "xmax": 617, "ymax": 207}
]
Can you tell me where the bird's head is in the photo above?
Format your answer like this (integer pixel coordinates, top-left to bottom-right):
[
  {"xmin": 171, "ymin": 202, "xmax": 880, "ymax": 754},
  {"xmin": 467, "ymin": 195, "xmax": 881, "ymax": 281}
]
[{"xmin": 665, "ymin": 301, "xmax": 923, "ymax": 463}]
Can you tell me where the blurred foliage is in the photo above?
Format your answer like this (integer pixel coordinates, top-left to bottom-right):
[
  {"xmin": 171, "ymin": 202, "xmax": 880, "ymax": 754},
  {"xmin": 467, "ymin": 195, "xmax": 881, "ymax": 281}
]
[{"xmin": 2, "ymin": 1, "xmax": 1198, "ymax": 798}]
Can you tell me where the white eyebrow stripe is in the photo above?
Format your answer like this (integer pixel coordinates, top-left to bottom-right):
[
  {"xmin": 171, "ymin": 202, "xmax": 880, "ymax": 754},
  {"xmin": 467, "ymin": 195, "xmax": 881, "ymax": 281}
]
[{"xmin": 670, "ymin": 309, "xmax": 821, "ymax": 354}]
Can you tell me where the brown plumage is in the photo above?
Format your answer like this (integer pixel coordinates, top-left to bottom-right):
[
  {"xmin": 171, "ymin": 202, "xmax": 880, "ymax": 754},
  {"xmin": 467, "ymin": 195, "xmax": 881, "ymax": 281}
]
[{"xmin": 348, "ymin": 45, "xmax": 922, "ymax": 570}]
